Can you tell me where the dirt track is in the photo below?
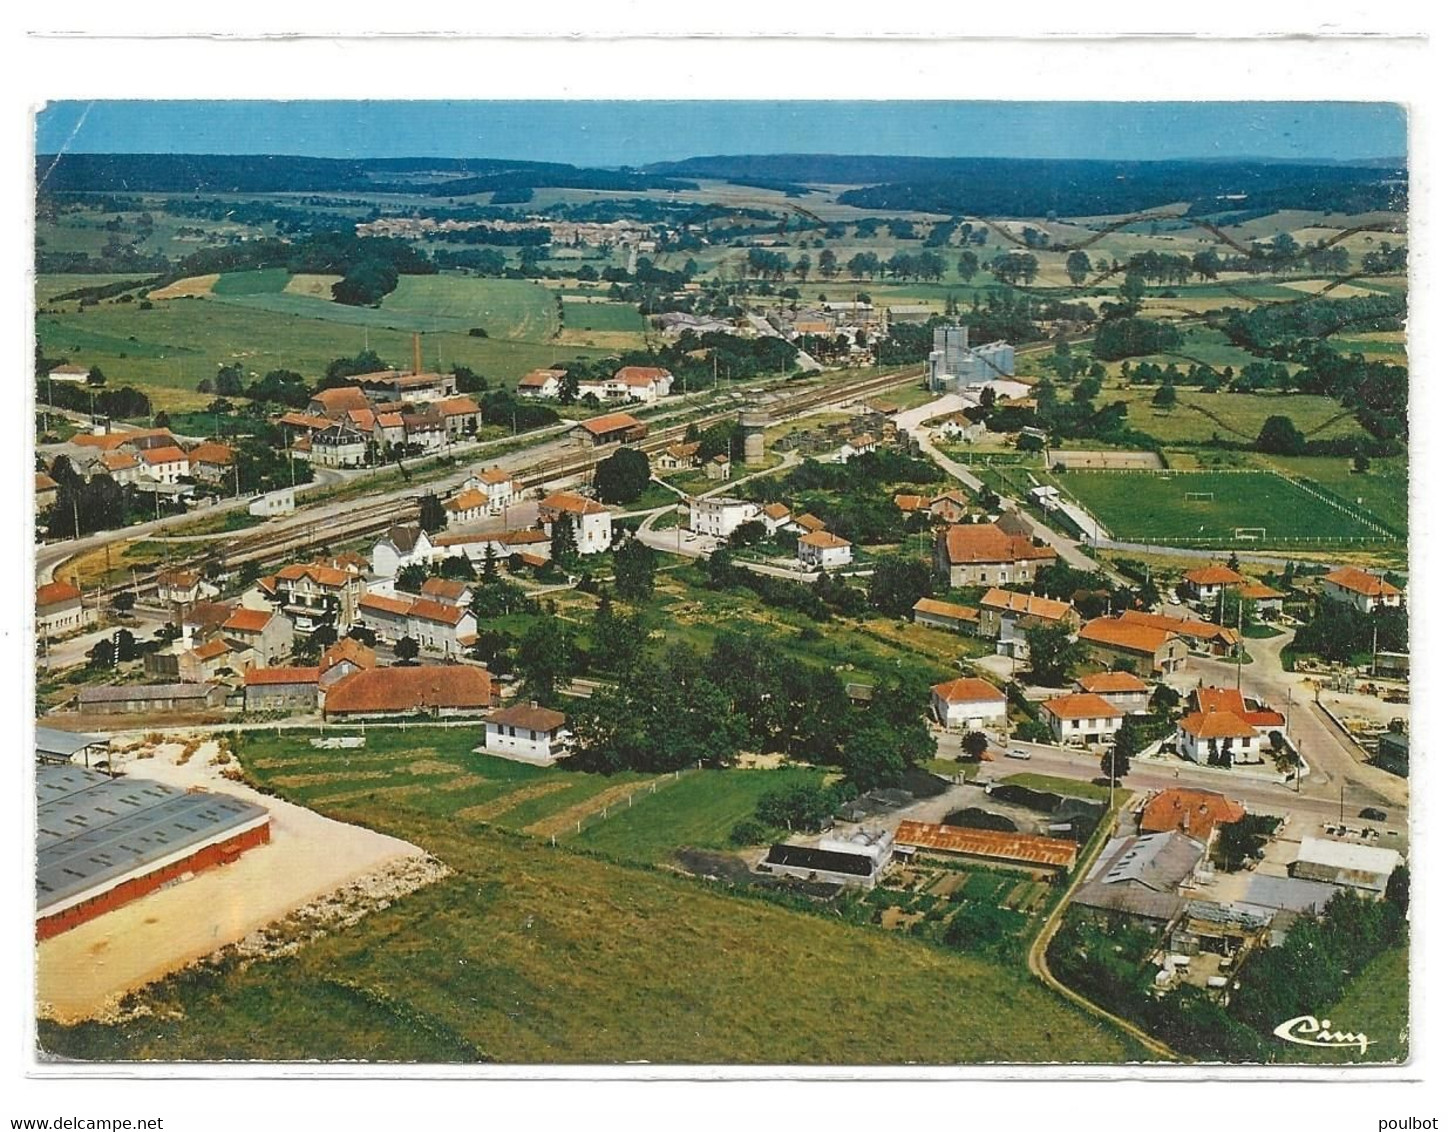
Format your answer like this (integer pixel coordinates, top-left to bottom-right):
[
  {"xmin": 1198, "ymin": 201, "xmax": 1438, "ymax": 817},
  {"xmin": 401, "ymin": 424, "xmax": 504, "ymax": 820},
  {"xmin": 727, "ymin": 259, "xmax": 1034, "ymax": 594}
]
[{"xmin": 35, "ymin": 738, "xmax": 432, "ymax": 1023}]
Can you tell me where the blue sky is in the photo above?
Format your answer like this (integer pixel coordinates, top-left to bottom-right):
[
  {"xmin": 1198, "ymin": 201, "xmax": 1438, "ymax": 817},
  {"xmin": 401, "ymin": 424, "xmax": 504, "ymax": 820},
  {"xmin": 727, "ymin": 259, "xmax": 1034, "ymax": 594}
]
[{"xmin": 35, "ymin": 101, "xmax": 1406, "ymax": 165}]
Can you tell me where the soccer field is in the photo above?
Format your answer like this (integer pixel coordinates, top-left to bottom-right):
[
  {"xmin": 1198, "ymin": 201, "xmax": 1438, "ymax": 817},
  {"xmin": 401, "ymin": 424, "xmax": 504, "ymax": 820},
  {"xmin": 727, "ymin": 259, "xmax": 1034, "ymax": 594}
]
[{"xmin": 1054, "ymin": 469, "xmax": 1399, "ymax": 546}]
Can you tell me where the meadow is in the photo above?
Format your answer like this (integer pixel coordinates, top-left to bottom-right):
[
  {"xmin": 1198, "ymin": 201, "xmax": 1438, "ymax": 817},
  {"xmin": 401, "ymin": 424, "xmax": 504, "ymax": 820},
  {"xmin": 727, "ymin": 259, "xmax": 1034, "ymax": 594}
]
[
  {"xmin": 1051, "ymin": 468, "xmax": 1397, "ymax": 547},
  {"xmin": 1078, "ymin": 386, "xmax": 1370, "ymax": 447},
  {"xmin": 36, "ymin": 723, "xmax": 1145, "ymax": 1064}
]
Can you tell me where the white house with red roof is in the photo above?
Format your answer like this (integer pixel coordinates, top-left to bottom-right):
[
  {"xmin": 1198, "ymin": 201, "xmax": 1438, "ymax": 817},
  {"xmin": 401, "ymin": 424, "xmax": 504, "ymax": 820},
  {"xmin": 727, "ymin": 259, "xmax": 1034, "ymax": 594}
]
[
  {"xmin": 463, "ymin": 467, "xmax": 520, "ymax": 512},
  {"xmin": 137, "ymin": 445, "xmax": 189, "ymax": 485},
  {"xmin": 1320, "ymin": 566, "xmax": 1403, "ymax": 613},
  {"xmin": 797, "ymin": 530, "xmax": 853, "ymax": 570},
  {"xmin": 1075, "ymin": 671, "xmax": 1151, "ymax": 714},
  {"xmin": 578, "ymin": 366, "xmax": 674, "ymax": 404},
  {"xmin": 1176, "ymin": 708, "xmax": 1263, "ymax": 765},
  {"xmin": 1181, "ymin": 563, "xmax": 1246, "ymax": 603},
  {"xmin": 539, "ymin": 491, "xmax": 614, "ymax": 554},
  {"xmin": 1041, "ymin": 693, "xmax": 1124, "ymax": 745},
  {"xmin": 482, "ymin": 701, "xmax": 572, "ymax": 765},
  {"xmin": 930, "ymin": 677, "xmax": 1008, "ymax": 730},
  {"xmin": 516, "ymin": 368, "xmax": 565, "ymax": 399}
]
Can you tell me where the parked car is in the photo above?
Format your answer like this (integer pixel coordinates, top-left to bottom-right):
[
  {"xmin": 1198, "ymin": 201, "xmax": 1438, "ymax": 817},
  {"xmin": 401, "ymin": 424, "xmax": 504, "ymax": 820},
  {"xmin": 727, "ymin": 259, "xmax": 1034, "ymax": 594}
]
[
  {"xmin": 1359, "ymin": 807, "xmax": 1388, "ymax": 822},
  {"xmin": 1006, "ymin": 747, "xmax": 1031, "ymax": 760}
]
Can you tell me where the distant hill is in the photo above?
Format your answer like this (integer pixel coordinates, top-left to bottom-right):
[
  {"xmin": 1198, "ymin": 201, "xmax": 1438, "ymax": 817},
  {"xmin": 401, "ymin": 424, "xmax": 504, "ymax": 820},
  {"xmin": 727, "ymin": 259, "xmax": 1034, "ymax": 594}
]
[
  {"xmin": 35, "ymin": 153, "xmax": 696, "ymax": 197},
  {"xmin": 644, "ymin": 154, "xmax": 1408, "ymax": 217}
]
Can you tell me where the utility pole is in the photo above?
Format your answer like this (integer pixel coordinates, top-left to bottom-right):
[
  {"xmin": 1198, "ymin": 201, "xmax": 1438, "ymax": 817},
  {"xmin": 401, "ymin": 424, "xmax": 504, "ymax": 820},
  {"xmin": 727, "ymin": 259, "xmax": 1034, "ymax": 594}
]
[{"xmin": 1235, "ymin": 594, "xmax": 1244, "ymax": 692}]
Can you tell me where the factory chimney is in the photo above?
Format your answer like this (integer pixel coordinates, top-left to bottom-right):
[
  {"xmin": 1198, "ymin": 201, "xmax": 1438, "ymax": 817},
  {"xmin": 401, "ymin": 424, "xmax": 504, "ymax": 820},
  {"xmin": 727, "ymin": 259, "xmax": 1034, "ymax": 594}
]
[{"xmin": 413, "ymin": 332, "xmax": 423, "ymax": 376}]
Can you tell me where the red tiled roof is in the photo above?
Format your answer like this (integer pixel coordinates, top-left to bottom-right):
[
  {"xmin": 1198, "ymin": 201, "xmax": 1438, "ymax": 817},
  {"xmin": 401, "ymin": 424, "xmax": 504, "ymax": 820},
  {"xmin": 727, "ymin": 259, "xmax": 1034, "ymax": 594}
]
[
  {"xmin": 1079, "ymin": 616, "xmax": 1179, "ymax": 656},
  {"xmin": 939, "ymin": 523, "xmax": 1056, "ymax": 566},
  {"xmin": 1140, "ymin": 789, "xmax": 1246, "ymax": 841},
  {"xmin": 37, "ymin": 580, "xmax": 82, "ymax": 606},
  {"xmin": 614, "ymin": 366, "xmax": 671, "ymax": 385},
  {"xmin": 140, "ymin": 445, "xmax": 188, "ymax": 465},
  {"xmin": 894, "ymin": 494, "xmax": 928, "ymax": 512},
  {"xmin": 1323, "ymin": 566, "xmax": 1401, "ymax": 598},
  {"xmin": 979, "ymin": 587, "xmax": 1074, "ymax": 621},
  {"xmin": 276, "ymin": 562, "xmax": 352, "ymax": 588},
  {"xmin": 518, "ymin": 368, "xmax": 565, "ymax": 388},
  {"xmin": 325, "ymin": 665, "xmax": 493, "ymax": 715},
  {"xmin": 1077, "ymin": 671, "xmax": 1149, "ymax": 694},
  {"xmin": 931, "ymin": 677, "xmax": 1005, "ymax": 704},
  {"xmin": 71, "ymin": 433, "xmax": 131, "ymax": 450},
  {"xmin": 1118, "ymin": 609, "xmax": 1240, "ymax": 646},
  {"xmin": 799, "ymin": 530, "xmax": 850, "ymax": 549},
  {"xmin": 222, "ymin": 608, "xmax": 274, "ymax": 634},
  {"xmin": 1183, "ymin": 564, "xmax": 1247, "ymax": 587},
  {"xmin": 476, "ymin": 467, "xmax": 513, "ymax": 484},
  {"xmin": 762, "ymin": 503, "xmax": 792, "ymax": 520},
  {"xmin": 190, "ymin": 639, "xmax": 231, "ymax": 662},
  {"xmin": 311, "ymin": 386, "xmax": 370, "ymax": 412},
  {"xmin": 408, "ymin": 599, "xmax": 470, "ymax": 626},
  {"xmin": 895, "ymin": 820, "xmax": 1078, "ymax": 869},
  {"xmin": 99, "ymin": 451, "xmax": 140, "ymax": 471},
  {"xmin": 487, "ymin": 702, "xmax": 567, "ymax": 731},
  {"xmin": 446, "ymin": 489, "xmax": 490, "ymax": 513},
  {"xmin": 1239, "ymin": 581, "xmax": 1285, "ymax": 601},
  {"xmin": 540, "ymin": 491, "xmax": 608, "ymax": 516},
  {"xmin": 1178, "ymin": 710, "xmax": 1258, "ymax": 740},
  {"xmin": 436, "ymin": 396, "xmax": 481, "ymax": 417},
  {"xmin": 188, "ymin": 442, "xmax": 235, "ymax": 466},
  {"xmin": 577, "ymin": 412, "xmax": 644, "ymax": 435},
  {"xmin": 244, "ymin": 666, "xmax": 320, "ymax": 686},
  {"xmin": 359, "ymin": 592, "xmax": 415, "ymax": 617},
  {"xmin": 794, "ymin": 513, "xmax": 826, "ymax": 532},
  {"xmin": 912, "ymin": 597, "xmax": 980, "ymax": 623},
  {"xmin": 421, "ymin": 578, "xmax": 470, "ymax": 602},
  {"xmin": 35, "ymin": 472, "xmax": 59, "ymax": 491},
  {"xmin": 320, "ymin": 637, "xmax": 377, "ymax": 673},
  {"xmin": 1042, "ymin": 692, "xmax": 1124, "ymax": 721}
]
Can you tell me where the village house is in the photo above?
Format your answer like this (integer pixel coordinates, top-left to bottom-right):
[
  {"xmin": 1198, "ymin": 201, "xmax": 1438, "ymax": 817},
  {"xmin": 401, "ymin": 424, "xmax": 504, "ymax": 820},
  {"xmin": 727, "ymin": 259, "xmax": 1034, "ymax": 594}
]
[
  {"xmin": 434, "ymin": 396, "xmax": 483, "ymax": 438},
  {"xmin": 309, "ymin": 423, "xmax": 369, "ymax": 469},
  {"xmin": 1138, "ymin": 788, "xmax": 1246, "ymax": 844},
  {"xmin": 322, "ymin": 664, "xmax": 494, "ymax": 720},
  {"xmin": 583, "ymin": 365, "xmax": 674, "ymax": 404},
  {"xmin": 538, "ymin": 491, "xmax": 614, "ymax": 555},
  {"xmin": 1181, "ymin": 563, "xmax": 1248, "ymax": 603},
  {"xmin": 357, "ymin": 592, "xmax": 415, "ymax": 644},
  {"xmin": 682, "ymin": 495, "xmax": 750, "ymax": 541},
  {"xmin": 760, "ymin": 502, "xmax": 793, "ymax": 535},
  {"xmin": 47, "ymin": 362, "xmax": 90, "ymax": 384},
  {"xmin": 372, "ymin": 412, "xmax": 407, "ymax": 451},
  {"xmin": 976, "ymin": 587, "xmax": 1079, "ymax": 660},
  {"xmin": 833, "ymin": 432, "xmax": 877, "ymax": 464},
  {"xmin": 932, "ymin": 413, "xmax": 987, "ymax": 444},
  {"xmin": 797, "ymin": 530, "xmax": 852, "ymax": 570},
  {"xmin": 319, "ymin": 637, "xmax": 377, "ymax": 688},
  {"xmin": 573, "ymin": 412, "xmax": 648, "ymax": 447},
  {"xmin": 893, "ymin": 493, "xmax": 928, "ymax": 515},
  {"xmin": 401, "ymin": 412, "xmax": 447, "ymax": 453},
  {"xmin": 516, "ymin": 368, "xmax": 565, "ymax": 399},
  {"xmin": 346, "ymin": 407, "xmax": 378, "ymax": 436},
  {"xmin": 654, "ymin": 442, "xmax": 701, "ymax": 472},
  {"xmin": 1175, "ymin": 708, "xmax": 1263, "ymax": 766},
  {"xmin": 789, "ymin": 512, "xmax": 827, "ymax": 536},
  {"xmin": 1078, "ymin": 615, "xmax": 1189, "ymax": 676},
  {"xmin": 137, "ymin": 445, "xmax": 189, "ymax": 485},
  {"xmin": 272, "ymin": 561, "xmax": 366, "ymax": 635},
  {"xmin": 1188, "ymin": 686, "xmax": 1286, "ymax": 737},
  {"xmin": 911, "ymin": 597, "xmax": 980, "ymax": 634},
  {"xmin": 1041, "ymin": 693, "xmax": 1125, "ymax": 746},
  {"xmin": 221, "ymin": 607, "xmax": 294, "ymax": 666},
  {"xmin": 308, "ymin": 385, "xmax": 370, "ymax": 419},
  {"xmin": 371, "ymin": 524, "xmax": 435, "ymax": 578},
  {"xmin": 433, "ymin": 528, "xmax": 551, "ymax": 568},
  {"xmin": 35, "ymin": 472, "xmax": 59, "ymax": 511},
  {"xmin": 482, "ymin": 701, "xmax": 571, "ymax": 765},
  {"xmin": 1320, "ymin": 566, "xmax": 1404, "ymax": 613},
  {"xmin": 179, "ymin": 638, "xmax": 250, "ymax": 682},
  {"xmin": 187, "ymin": 442, "xmax": 236, "ymax": 485},
  {"xmin": 418, "ymin": 577, "xmax": 475, "ymax": 607},
  {"xmin": 935, "ymin": 521, "xmax": 1057, "ymax": 588},
  {"xmin": 36, "ymin": 580, "xmax": 89, "ymax": 639},
  {"xmin": 354, "ymin": 366, "xmax": 458, "ymax": 405},
  {"xmin": 1238, "ymin": 580, "xmax": 1287, "ymax": 618},
  {"xmin": 705, "ymin": 453, "xmax": 732, "ymax": 482},
  {"xmin": 155, "ymin": 568, "xmax": 209, "ymax": 607},
  {"xmin": 444, "ymin": 488, "xmax": 491, "ymax": 527},
  {"xmin": 1117, "ymin": 609, "xmax": 1241, "ymax": 656},
  {"xmin": 1075, "ymin": 671, "xmax": 1151, "ymax": 714},
  {"xmin": 405, "ymin": 600, "xmax": 478, "ymax": 657},
  {"xmin": 929, "ymin": 491, "xmax": 973, "ymax": 523},
  {"xmin": 463, "ymin": 467, "xmax": 519, "ymax": 512},
  {"xmin": 930, "ymin": 676, "xmax": 1008, "ymax": 731},
  {"xmin": 243, "ymin": 667, "xmax": 321, "ymax": 713}
]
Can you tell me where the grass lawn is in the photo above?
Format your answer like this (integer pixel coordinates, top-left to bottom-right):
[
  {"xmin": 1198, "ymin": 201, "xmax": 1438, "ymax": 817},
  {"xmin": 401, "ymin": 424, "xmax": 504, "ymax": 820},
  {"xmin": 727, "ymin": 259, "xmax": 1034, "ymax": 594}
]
[
  {"xmin": 36, "ymin": 724, "xmax": 1147, "ymax": 1063},
  {"xmin": 573, "ymin": 765, "xmax": 825, "ymax": 863},
  {"xmin": 1051, "ymin": 468, "xmax": 1397, "ymax": 547},
  {"xmin": 1284, "ymin": 945, "xmax": 1408, "ymax": 1064},
  {"xmin": 559, "ymin": 298, "xmax": 645, "ymax": 333},
  {"xmin": 1252, "ymin": 454, "xmax": 1408, "ymax": 536},
  {"xmin": 211, "ymin": 267, "xmax": 290, "ymax": 296},
  {"xmin": 999, "ymin": 773, "xmax": 1112, "ymax": 803}
]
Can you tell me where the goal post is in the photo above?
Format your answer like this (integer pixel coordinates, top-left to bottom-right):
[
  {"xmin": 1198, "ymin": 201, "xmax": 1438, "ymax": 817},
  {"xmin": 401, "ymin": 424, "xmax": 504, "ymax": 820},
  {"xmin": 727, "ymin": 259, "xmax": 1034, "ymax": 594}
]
[
  {"xmin": 1184, "ymin": 491, "xmax": 1215, "ymax": 502},
  {"xmin": 1233, "ymin": 527, "xmax": 1266, "ymax": 541}
]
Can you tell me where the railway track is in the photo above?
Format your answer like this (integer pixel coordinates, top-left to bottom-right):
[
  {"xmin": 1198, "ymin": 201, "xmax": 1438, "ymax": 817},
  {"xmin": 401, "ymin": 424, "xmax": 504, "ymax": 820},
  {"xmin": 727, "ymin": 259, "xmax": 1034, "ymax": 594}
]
[{"xmin": 76, "ymin": 364, "xmax": 930, "ymax": 600}]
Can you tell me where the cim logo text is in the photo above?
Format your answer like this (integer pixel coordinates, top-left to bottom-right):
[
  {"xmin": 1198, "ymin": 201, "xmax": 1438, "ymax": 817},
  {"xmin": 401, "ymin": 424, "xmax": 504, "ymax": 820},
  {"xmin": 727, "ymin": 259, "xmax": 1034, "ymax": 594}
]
[{"xmin": 1273, "ymin": 1014, "xmax": 1374, "ymax": 1055}]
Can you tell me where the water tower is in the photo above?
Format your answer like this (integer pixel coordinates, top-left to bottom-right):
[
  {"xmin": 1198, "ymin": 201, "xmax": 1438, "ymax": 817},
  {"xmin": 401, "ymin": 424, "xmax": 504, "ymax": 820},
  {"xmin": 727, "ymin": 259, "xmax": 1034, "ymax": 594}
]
[{"xmin": 740, "ymin": 407, "xmax": 771, "ymax": 466}]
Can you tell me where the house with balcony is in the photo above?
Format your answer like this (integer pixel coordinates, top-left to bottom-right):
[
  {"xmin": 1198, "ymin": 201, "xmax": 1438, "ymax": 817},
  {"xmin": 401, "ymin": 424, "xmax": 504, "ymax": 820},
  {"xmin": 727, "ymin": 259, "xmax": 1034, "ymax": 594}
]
[{"xmin": 482, "ymin": 701, "xmax": 571, "ymax": 765}]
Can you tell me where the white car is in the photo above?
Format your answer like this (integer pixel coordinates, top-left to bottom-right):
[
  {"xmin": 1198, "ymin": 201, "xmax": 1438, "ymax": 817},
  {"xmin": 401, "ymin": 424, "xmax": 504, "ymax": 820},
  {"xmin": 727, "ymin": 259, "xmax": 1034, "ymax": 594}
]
[
  {"xmin": 1006, "ymin": 747, "xmax": 1031, "ymax": 760},
  {"xmin": 1168, "ymin": 593, "xmax": 1182, "ymax": 605}
]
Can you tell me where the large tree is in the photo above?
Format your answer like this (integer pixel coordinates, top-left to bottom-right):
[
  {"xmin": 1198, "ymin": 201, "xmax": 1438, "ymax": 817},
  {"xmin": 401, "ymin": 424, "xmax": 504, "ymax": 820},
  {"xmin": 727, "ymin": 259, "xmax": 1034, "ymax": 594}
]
[
  {"xmin": 1022, "ymin": 622, "xmax": 1081, "ymax": 686},
  {"xmin": 613, "ymin": 538, "xmax": 656, "ymax": 602},
  {"xmin": 594, "ymin": 447, "xmax": 651, "ymax": 505},
  {"xmin": 516, "ymin": 618, "xmax": 574, "ymax": 703},
  {"xmin": 867, "ymin": 555, "xmax": 933, "ymax": 617}
]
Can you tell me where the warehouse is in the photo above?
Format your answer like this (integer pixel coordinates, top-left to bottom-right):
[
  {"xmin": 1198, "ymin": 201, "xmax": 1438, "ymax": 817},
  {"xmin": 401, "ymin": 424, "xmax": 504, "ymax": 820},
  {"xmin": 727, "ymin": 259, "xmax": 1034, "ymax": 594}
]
[
  {"xmin": 35, "ymin": 726, "xmax": 108, "ymax": 767},
  {"xmin": 35, "ymin": 765, "xmax": 271, "ymax": 940},
  {"xmin": 76, "ymin": 682, "xmax": 227, "ymax": 714},
  {"xmin": 894, "ymin": 819, "xmax": 1078, "ymax": 872},
  {"xmin": 1290, "ymin": 837, "xmax": 1402, "ymax": 897}
]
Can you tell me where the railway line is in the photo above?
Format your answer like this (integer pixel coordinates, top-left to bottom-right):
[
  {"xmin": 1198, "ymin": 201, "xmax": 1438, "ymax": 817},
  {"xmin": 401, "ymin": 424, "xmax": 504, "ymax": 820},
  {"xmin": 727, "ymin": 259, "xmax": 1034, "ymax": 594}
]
[{"xmin": 62, "ymin": 363, "xmax": 929, "ymax": 601}]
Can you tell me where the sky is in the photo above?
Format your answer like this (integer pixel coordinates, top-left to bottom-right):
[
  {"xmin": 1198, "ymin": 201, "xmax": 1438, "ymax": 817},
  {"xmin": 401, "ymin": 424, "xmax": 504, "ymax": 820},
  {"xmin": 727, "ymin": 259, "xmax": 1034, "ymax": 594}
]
[{"xmin": 35, "ymin": 101, "xmax": 1406, "ymax": 166}]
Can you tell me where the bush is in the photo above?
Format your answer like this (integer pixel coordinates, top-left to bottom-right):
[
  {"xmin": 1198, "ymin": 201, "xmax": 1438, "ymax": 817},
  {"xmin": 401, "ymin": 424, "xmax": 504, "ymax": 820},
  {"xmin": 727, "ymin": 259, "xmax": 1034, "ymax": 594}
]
[{"xmin": 729, "ymin": 819, "xmax": 766, "ymax": 847}]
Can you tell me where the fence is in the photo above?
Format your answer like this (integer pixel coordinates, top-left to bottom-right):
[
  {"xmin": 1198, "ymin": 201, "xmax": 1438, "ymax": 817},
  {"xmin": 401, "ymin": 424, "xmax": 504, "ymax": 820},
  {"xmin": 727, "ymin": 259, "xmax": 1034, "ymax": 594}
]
[{"xmin": 550, "ymin": 763, "xmax": 706, "ymax": 844}]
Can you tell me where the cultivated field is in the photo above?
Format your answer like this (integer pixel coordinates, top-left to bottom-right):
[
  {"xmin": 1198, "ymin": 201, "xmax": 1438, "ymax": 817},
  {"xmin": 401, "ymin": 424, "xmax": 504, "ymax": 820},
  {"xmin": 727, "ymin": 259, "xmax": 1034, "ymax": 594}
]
[{"xmin": 1052, "ymin": 468, "xmax": 1398, "ymax": 547}]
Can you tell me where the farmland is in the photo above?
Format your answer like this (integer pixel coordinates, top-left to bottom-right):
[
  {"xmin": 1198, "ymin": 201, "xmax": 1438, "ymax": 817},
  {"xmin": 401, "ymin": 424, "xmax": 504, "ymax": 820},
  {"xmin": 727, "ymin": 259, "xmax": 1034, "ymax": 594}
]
[
  {"xmin": 1075, "ymin": 386, "xmax": 1371, "ymax": 448},
  {"xmin": 1050, "ymin": 468, "xmax": 1398, "ymax": 547},
  {"xmin": 36, "ymin": 724, "xmax": 1144, "ymax": 1064}
]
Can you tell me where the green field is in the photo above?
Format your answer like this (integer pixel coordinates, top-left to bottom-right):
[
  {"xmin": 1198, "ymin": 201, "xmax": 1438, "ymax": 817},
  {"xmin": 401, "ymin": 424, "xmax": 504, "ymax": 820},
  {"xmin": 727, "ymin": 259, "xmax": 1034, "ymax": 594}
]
[
  {"xmin": 1253, "ymin": 455, "xmax": 1409, "ymax": 536},
  {"xmin": 1283, "ymin": 945, "xmax": 1408, "ymax": 1064},
  {"xmin": 559, "ymin": 299, "xmax": 646, "ymax": 333},
  {"xmin": 36, "ymin": 725, "xmax": 1144, "ymax": 1063},
  {"xmin": 211, "ymin": 267, "xmax": 290, "ymax": 296},
  {"xmin": 574, "ymin": 765, "xmax": 824, "ymax": 863},
  {"xmin": 1053, "ymin": 468, "xmax": 1399, "ymax": 547},
  {"xmin": 37, "ymin": 274, "xmax": 610, "ymax": 409}
]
